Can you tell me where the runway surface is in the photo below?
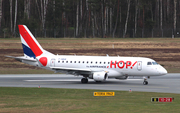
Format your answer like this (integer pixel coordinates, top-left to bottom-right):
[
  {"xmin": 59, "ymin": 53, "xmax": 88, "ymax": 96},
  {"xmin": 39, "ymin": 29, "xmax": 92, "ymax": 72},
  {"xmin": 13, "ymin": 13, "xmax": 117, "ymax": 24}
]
[{"xmin": 0, "ymin": 73, "xmax": 180, "ymax": 94}]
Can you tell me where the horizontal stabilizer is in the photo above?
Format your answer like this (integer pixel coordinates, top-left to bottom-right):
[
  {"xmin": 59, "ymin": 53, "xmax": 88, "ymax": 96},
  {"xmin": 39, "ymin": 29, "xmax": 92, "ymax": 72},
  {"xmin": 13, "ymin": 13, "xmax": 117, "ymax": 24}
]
[{"xmin": 5, "ymin": 56, "xmax": 37, "ymax": 62}]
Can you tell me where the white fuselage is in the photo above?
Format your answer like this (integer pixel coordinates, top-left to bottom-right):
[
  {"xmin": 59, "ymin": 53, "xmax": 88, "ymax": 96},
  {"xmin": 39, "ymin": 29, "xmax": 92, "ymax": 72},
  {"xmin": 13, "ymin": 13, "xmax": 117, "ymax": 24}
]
[{"xmin": 24, "ymin": 55, "xmax": 167, "ymax": 78}]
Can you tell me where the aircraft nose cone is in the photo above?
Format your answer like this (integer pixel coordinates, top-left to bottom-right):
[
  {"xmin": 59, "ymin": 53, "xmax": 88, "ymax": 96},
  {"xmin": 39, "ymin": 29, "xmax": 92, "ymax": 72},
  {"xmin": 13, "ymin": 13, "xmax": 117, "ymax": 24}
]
[{"xmin": 160, "ymin": 67, "xmax": 168, "ymax": 75}]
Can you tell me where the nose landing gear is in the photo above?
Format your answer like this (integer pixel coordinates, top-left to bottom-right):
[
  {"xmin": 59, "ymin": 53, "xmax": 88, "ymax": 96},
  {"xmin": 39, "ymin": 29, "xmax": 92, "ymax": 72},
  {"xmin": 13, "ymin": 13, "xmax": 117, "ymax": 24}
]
[
  {"xmin": 143, "ymin": 80, "xmax": 148, "ymax": 85},
  {"xmin": 143, "ymin": 76, "xmax": 149, "ymax": 85}
]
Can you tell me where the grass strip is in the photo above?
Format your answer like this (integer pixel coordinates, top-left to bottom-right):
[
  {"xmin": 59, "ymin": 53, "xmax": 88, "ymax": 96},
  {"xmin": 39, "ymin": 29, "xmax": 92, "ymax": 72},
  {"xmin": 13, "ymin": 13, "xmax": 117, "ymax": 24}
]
[{"xmin": 0, "ymin": 87, "xmax": 179, "ymax": 113}]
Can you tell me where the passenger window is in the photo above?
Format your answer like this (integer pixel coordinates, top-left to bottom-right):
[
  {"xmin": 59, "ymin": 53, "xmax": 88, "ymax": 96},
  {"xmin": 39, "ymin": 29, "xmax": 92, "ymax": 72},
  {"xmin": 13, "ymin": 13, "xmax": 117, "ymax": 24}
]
[
  {"xmin": 66, "ymin": 61, "xmax": 68, "ymax": 63},
  {"xmin": 147, "ymin": 62, "xmax": 152, "ymax": 65},
  {"xmin": 70, "ymin": 61, "xmax": 72, "ymax": 63},
  {"xmin": 78, "ymin": 61, "xmax": 80, "ymax": 63},
  {"xmin": 100, "ymin": 62, "xmax": 101, "ymax": 64},
  {"xmin": 87, "ymin": 61, "xmax": 88, "ymax": 63},
  {"xmin": 74, "ymin": 61, "xmax": 76, "ymax": 63},
  {"xmin": 62, "ymin": 61, "xmax": 64, "ymax": 63},
  {"xmin": 104, "ymin": 62, "xmax": 106, "ymax": 64},
  {"xmin": 91, "ymin": 61, "xmax": 93, "ymax": 64},
  {"xmin": 82, "ymin": 61, "xmax": 84, "ymax": 63}
]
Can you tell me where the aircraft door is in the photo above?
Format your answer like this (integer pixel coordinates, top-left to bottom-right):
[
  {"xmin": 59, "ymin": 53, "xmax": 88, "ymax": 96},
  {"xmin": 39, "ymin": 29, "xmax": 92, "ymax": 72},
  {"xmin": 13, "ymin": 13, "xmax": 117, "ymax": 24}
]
[
  {"xmin": 50, "ymin": 59, "xmax": 55, "ymax": 67},
  {"xmin": 137, "ymin": 61, "xmax": 142, "ymax": 71}
]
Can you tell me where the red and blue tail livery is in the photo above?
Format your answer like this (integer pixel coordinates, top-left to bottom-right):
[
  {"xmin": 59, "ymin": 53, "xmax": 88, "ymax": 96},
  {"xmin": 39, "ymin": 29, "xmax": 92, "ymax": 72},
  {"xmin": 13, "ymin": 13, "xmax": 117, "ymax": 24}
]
[
  {"xmin": 18, "ymin": 25, "xmax": 43, "ymax": 58},
  {"xmin": 7, "ymin": 25, "xmax": 167, "ymax": 85}
]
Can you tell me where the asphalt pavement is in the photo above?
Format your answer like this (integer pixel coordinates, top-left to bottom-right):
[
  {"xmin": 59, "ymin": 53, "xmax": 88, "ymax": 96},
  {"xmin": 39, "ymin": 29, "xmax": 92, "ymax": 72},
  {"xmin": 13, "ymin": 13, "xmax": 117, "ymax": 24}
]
[{"xmin": 0, "ymin": 73, "xmax": 179, "ymax": 94}]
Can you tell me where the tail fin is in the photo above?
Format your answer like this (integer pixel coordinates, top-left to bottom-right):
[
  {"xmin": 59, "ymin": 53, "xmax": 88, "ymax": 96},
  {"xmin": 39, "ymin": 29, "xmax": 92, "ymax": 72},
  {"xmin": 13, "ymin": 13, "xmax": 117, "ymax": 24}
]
[{"xmin": 18, "ymin": 25, "xmax": 44, "ymax": 58}]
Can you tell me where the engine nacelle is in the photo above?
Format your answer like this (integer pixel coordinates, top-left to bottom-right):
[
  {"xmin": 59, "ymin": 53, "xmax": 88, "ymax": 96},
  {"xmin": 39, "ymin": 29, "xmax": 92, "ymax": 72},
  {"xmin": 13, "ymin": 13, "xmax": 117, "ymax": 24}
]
[
  {"xmin": 93, "ymin": 72, "xmax": 108, "ymax": 82},
  {"xmin": 115, "ymin": 76, "xmax": 128, "ymax": 80}
]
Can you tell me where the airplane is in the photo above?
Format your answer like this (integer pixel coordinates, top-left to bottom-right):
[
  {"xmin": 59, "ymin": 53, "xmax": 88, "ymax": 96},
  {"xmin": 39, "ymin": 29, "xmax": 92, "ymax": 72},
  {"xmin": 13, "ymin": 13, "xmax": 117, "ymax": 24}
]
[{"xmin": 7, "ymin": 25, "xmax": 167, "ymax": 85}]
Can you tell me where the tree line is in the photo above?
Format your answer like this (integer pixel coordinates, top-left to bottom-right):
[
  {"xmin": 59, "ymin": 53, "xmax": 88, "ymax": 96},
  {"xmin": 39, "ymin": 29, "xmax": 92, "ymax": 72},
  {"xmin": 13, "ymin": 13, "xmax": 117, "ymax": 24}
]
[{"xmin": 0, "ymin": 0, "xmax": 179, "ymax": 38}]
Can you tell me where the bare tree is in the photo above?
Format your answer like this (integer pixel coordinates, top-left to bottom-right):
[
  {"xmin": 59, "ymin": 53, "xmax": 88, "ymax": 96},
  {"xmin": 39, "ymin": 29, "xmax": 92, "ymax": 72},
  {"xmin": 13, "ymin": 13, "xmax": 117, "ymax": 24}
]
[
  {"xmin": 76, "ymin": 0, "xmax": 79, "ymax": 37},
  {"xmin": 110, "ymin": 6, "xmax": 112, "ymax": 36},
  {"xmin": 24, "ymin": 0, "xmax": 30, "ymax": 19},
  {"xmin": 91, "ymin": 10, "xmax": 95, "ymax": 38},
  {"xmin": 112, "ymin": 0, "xmax": 119, "ymax": 38},
  {"xmin": 167, "ymin": 0, "xmax": 170, "ymax": 20},
  {"xmin": 163, "ymin": 0, "xmax": 166, "ymax": 22},
  {"xmin": 79, "ymin": 0, "xmax": 83, "ymax": 36},
  {"xmin": 156, "ymin": 0, "xmax": 159, "ymax": 28},
  {"xmin": 0, "ymin": 0, "xmax": 2, "ymax": 30},
  {"xmin": 160, "ymin": 0, "xmax": 162, "ymax": 29},
  {"xmin": 53, "ymin": 0, "xmax": 55, "ymax": 28},
  {"xmin": 94, "ymin": 12, "xmax": 100, "ymax": 37},
  {"xmin": 62, "ymin": 0, "xmax": 66, "ymax": 37},
  {"xmin": 135, "ymin": 0, "xmax": 138, "ymax": 36},
  {"xmin": 119, "ymin": 3, "xmax": 121, "ymax": 26},
  {"xmin": 106, "ymin": 6, "xmax": 109, "ymax": 35},
  {"xmin": 43, "ymin": 0, "xmax": 48, "ymax": 31},
  {"xmin": 123, "ymin": 0, "xmax": 130, "ymax": 38},
  {"xmin": 36, "ymin": 0, "xmax": 49, "ymax": 31},
  {"xmin": 35, "ymin": 0, "xmax": 41, "ymax": 21},
  {"xmin": 84, "ymin": 0, "xmax": 89, "ymax": 38},
  {"xmin": 10, "ymin": 0, "xmax": 13, "ymax": 33},
  {"xmin": 174, "ymin": 0, "xmax": 177, "ymax": 31},
  {"xmin": 150, "ymin": 1, "xmax": 153, "ymax": 21},
  {"xmin": 104, "ymin": 5, "xmax": 107, "ymax": 36},
  {"xmin": 13, "ymin": 0, "xmax": 18, "ymax": 36},
  {"xmin": 101, "ymin": 0, "xmax": 105, "ymax": 38}
]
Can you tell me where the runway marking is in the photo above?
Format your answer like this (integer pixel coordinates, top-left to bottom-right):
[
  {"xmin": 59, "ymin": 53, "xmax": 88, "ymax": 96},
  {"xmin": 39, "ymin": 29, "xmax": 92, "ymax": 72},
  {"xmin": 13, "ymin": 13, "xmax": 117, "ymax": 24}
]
[
  {"xmin": 24, "ymin": 79, "xmax": 168, "ymax": 89},
  {"xmin": 117, "ymin": 79, "xmax": 143, "ymax": 81},
  {"xmin": 24, "ymin": 79, "xmax": 88, "ymax": 82},
  {"xmin": 90, "ymin": 84, "xmax": 169, "ymax": 89},
  {"xmin": 0, "ymin": 75, "xmax": 77, "ymax": 78},
  {"xmin": 24, "ymin": 79, "xmax": 143, "ymax": 82}
]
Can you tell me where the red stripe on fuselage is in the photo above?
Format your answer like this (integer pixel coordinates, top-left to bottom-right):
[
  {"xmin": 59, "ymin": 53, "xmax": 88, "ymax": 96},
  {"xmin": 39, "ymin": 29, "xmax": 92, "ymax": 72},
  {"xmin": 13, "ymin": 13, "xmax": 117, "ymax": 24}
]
[{"xmin": 18, "ymin": 25, "xmax": 43, "ymax": 57}]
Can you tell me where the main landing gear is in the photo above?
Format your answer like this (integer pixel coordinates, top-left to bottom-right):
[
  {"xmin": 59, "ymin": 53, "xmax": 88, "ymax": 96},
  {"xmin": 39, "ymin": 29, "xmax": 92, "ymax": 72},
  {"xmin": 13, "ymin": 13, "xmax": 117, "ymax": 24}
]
[
  {"xmin": 143, "ymin": 77, "xmax": 149, "ymax": 85},
  {"xmin": 81, "ymin": 78, "xmax": 88, "ymax": 83}
]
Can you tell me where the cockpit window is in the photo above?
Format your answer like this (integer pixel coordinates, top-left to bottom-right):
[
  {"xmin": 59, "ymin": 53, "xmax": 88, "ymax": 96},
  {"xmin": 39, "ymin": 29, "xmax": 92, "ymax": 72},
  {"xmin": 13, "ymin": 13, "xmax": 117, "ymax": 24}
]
[
  {"xmin": 147, "ymin": 62, "xmax": 158, "ymax": 65},
  {"xmin": 147, "ymin": 62, "xmax": 152, "ymax": 65},
  {"xmin": 152, "ymin": 62, "xmax": 158, "ymax": 65}
]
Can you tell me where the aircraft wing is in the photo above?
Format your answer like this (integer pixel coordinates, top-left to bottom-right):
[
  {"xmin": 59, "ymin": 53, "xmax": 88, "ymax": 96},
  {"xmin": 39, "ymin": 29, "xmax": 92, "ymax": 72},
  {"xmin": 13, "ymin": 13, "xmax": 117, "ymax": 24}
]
[
  {"xmin": 50, "ymin": 67, "xmax": 93, "ymax": 75},
  {"xmin": 6, "ymin": 56, "xmax": 37, "ymax": 62}
]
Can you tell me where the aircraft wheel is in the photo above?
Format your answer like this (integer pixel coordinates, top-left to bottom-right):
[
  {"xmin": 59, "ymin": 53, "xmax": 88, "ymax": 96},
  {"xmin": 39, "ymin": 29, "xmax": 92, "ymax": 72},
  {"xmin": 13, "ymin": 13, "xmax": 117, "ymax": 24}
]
[
  {"xmin": 81, "ymin": 78, "xmax": 88, "ymax": 83},
  {"xmin": 143, "ymin": 81, "xmax": 148, "ymax": 85},
  {"xmin": 95, "ymin": 81, "xmax": 102, "ymax": 83}
]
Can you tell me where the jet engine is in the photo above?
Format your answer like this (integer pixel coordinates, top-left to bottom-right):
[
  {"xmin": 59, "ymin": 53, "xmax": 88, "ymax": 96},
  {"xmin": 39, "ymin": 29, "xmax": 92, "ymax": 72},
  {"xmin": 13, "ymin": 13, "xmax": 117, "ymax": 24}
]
[
  {"xmin": 91, "ymin": 72, "xmax": 108, "ymax": 82},
  {"xmin": 115, "ymin": 76, "xmax": 128, "ymax": 80}
]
